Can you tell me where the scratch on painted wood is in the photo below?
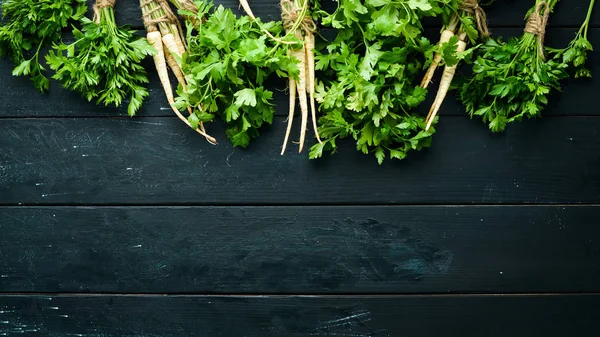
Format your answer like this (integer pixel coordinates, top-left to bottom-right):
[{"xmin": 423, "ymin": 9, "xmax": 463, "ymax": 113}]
[{"xmin": 312, "ymin": 309, "xmax": 380, "ymax": 337}]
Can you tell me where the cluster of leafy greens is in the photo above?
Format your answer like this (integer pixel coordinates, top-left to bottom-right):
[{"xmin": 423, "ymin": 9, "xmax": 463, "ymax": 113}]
[
  {"xmin": 176, "ymin": 1, "xmax": 299, "ymax": 148},
  {"xmin": 550, "ymin": 0, "xmax": 595, "ymax": 78},
  {"xmin": 458, "ymin": 0, "xmax": 595, "ymax": 132},
  {"xmin": 46, "ymin": 4, "xmax": 156, "ymax": 116},
  {"xmin": 309, "ymin": 0, "xmax": 459, "ymax": 164},
  {"xmin": 0, "ymin": 0, "xmax": 86, "ymax": 92}
]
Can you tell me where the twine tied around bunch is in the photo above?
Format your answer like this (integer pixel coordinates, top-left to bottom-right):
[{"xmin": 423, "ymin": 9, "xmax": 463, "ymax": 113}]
[
  {"xmin": 140, "ymin": 0, "xmax": 176, "ymax": 31},
  {"xmin": 93, "ymin": 0, "xmax": 116, "ymax": 23},
  {"xmin": 459, "ymin": 0, "xmax": 489, "ymax": 38},
  {"xmin": 140, "ymin": 0, "xmax": 185, "ymax": 47},
  {"xmin": 524, "ymin": 1, "xmax": 550, "ymax": 59},
  {"xmin": 280, "ymin": 0, "xmax": 317, "ymax": 34}
]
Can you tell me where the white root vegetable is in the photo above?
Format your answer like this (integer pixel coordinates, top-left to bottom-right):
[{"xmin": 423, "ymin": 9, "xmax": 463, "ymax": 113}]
[
  {"xmin": 425, "ymin": 34, "xmax": 468, "ymax": 131},
  {"xmin": 147, "ymin": 30, "xmax": 217, "ymax": 143},
  {"xmin": 281, "ymin": 77, "xmax": 297, "ymax": 155},
  {"xmin": 292, "ymin": 44, "xmax": 309, "ymax": 153},
  {"xmin": 421, "ymin": 29, "xmax": 455, "ymax": 88},
  {"xmin": 305, "ymin": 32, "xmax": 321, "ymax": 144}
]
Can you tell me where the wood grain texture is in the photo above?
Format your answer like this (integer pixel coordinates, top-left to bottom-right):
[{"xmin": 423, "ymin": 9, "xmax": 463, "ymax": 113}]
[
  {"xmin": 1, "ymin": 294, "xmax": 599, "ymax": 336},
  {"xmin": 0, "ymin": 28, "xmax": 598, "ymax": 118},
  {"xmin": 0, "ymin": 116, "xmax": 599, "ymax": 205},
  {"xmin": 1, "ymin": 206, "xmax": 599, "ymax": 294}
]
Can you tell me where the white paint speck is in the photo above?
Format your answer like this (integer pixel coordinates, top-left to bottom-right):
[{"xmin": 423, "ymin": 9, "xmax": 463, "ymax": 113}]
[
  {"xmin": 480, "ymin": 218, "xmax": 484, "ymax": 222},
  {"xmin": 160, "ymin": 107, "xmax": 171, "ymax": 110},
  {"xmin": 48, "ymin": 307, "xmax": 59, "ymax": 310},
  {"xmin": 42, "ymin": 193, "xmax": 68, "ymax": 198},
  {"xmin": 126, "ymin": 167, "xmax": 133, "ymax": 170},
  {"xmin": 35, "ymin": 183, "xmax": 43, "ymax": 186},
  {"xmin": 569, "ymin": 137, "xmax": 573, "ymax": 141},
  {"xmin": 0, "ymin": 321, "xmax": 8, "ymax": 324},
  {"xmin": 73, "ymin": 145, "xmax": 78, "ymax": 148},
  {"xmin": 133, "ymin": 244, "xmax": 142, "ymax": 248},
  {"xmin": 60, "ymin": 315, "xmax": 69, "ymax": 318},
  {"xmin": 81, "ymin": 154, "xmax": 89, "ymax": 157},
  {"xmin": 0, "ymin": 275, "xmax": 9, "ymax": 278},
  {"xmin": 499, "ymin": 271, "xmax": 503, "ymax": 274}
]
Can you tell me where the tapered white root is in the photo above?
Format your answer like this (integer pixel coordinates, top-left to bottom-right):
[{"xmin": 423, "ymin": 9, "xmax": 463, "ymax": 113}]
[
  {"xmin": 305, "ymin": 33, "xmax": 321, "ymax": 144},
  {"xmin": 293, "ymin": 46, "xmax": 309, "ymax": 153},
  {"xmin": 421, "ymin": 29, "xmax": 455, "ymax": 88},
  {"xmin": 148, "ymin": 31, "xmax": 216, "ymax": 144},
  {"xmin": 281, "ymin": 78, "xmax": 297, "ymax": 155},
  {"xmin": 425, "ymin": 37, "xmax": 467, "ymax": 131}
]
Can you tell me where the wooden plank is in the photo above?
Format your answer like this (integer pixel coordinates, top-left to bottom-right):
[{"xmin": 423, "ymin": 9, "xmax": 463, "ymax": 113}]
[
  {"xmin": 0, "ymin": 117, "xmax": 599, "ymax": 205},
  {"xmin": 1, "ymin": 206, "xmax": 599, "ymax": 293},
  {"xmin": 106, "ymin": 0, "xmax": 600, "ymax": 28},
  {"xmin": 0, "ymin": 294, "xmax": 598, "ymax": 336},
  {"xmin": 0, "ymin": 27, "xmax": 598, "ymax": 117}
]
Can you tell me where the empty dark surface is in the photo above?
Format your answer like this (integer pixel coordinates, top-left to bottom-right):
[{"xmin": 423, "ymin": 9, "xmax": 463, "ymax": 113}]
[
  {"xmin": 1, "ymin": 117, "xmax": 599, "ymax": 205},
  {"xmin": 1, "ymin": 206, "xmax": 599, "ymax": 294},
  {"xmin": 1, "ymin": 0, "xmax": 600, "ymax": 336},
  {"xmin": 1, "ymin": 294, "xmax": 599, "ymax": 337}
]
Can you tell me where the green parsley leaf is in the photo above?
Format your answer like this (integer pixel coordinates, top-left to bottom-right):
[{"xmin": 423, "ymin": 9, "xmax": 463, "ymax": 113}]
[
  {"xmin": 179, "ymin": 1, "xmax": 297, "ymax": 148},
  {"xmin": 46, "ymin": 6, "xmax": 155, "ymax": 116},
  {"xmin": 0, "ymin": 0, "xmax": 86, "ymax": 92}
]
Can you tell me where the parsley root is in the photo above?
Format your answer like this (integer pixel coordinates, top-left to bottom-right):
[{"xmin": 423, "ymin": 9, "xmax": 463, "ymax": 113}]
[
  {"xmin": 282, "ymin": 77, "xmax": 297, "ymax": 155},
  {"xmin": 421, "ymin": 29, "xmax": 456, "ymax": 89},
  {"xmin": 423, "ymin": 0, "xmax": 491, "ymax": 130},
  {"xmin": 305, "ymin": 32, "xmax": 322, "ymax": 145},
  {"xmin": 426, "ymin": 32, "xmax": 467, "ymax": 131},
  {"xmin": 279, "ymin": 0, "xmax": 319, "ymax": 154},
  {"xmin": 141, "ymin": 0, "xmax": 215, "ymax": 143}
]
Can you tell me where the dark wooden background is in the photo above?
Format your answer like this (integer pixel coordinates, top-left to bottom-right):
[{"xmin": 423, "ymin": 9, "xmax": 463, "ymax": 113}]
[{"xmin": 1, "ymin": 0, "xmax": 600, "ymax": 336}]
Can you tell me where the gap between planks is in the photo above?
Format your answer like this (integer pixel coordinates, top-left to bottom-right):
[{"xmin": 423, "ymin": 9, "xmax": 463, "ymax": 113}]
[
  {"xmin": 0, "ymin": 292, "xmax": 599, "ymax": 298},
  {"xmin": 1, "ymin": 203, "xmax": 600, "ymax": 208}
]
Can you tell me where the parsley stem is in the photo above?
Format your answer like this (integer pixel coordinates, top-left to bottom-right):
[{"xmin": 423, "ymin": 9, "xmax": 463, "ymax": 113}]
[{"xmin": 581, "ymin": 0, "xmax": 596, "ymax": 39}]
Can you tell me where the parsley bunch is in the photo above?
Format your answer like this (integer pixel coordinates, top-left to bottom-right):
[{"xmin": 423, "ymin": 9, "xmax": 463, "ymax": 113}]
[
  {"xmin": 458, "ymin": 0, "xmax": 582, "ymax": 132},
  {"xmin": 550, "ymin": 0, "xmax": 596, "ymax": 78},
  {"xmin": 309, "ymin": 0, "xmax": 453, "ymax": 164},
  {"xmin": 0, "ymin": 0, "xmax": 86, "ymax": 92},
  {"xmin": 176, "ymin": 2, "xmax": 298, "ymax": 148},
  {"xmin": 46, "ymin": 2, "xmax": 156, "ymax": 117}
]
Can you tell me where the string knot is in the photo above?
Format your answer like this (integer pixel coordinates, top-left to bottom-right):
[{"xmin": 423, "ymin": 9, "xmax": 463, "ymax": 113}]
[
  {"xmin": 280, "ymin": 0, "xmax": 317, "ymax": 34},
  {"xmin": 459, "ymin": 0, "xmax": 489, "ymax": 38},
  {"xmin": 524, "ymin": 1, "xmax": 550, "ymax": 59},
  {"xmin": 93, "ymin": 0, "xmax": 116, "ymax": 23}
]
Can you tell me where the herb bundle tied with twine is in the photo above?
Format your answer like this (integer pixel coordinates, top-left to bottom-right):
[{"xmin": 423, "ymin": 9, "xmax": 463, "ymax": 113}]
[
  {"xmin": 47, "ymin": 0, "xmax": 155, "ymax": 116},
  {"xmin": 422, "ymin": 0, "xmax": 492, "ymax": 131},
  {"xmin": 458, "ymin": 0, "xmax": 598, "ymax": 132},
  {"xmin": 140, "ymin": 0, "xmax": 216, "ymax": 143}
]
